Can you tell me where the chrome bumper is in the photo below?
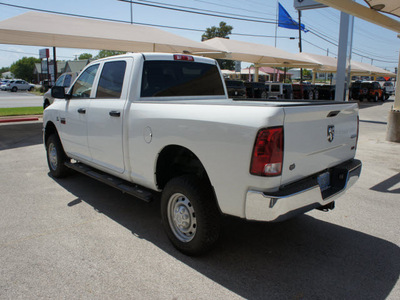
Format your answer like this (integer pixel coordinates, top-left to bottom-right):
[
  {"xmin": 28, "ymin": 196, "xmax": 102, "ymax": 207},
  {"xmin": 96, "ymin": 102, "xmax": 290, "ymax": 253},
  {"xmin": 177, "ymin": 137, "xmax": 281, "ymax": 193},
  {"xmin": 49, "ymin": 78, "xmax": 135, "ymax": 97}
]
[{"xmin": 245, "ymin": 159, "xmax": 362, "ymax": 222}]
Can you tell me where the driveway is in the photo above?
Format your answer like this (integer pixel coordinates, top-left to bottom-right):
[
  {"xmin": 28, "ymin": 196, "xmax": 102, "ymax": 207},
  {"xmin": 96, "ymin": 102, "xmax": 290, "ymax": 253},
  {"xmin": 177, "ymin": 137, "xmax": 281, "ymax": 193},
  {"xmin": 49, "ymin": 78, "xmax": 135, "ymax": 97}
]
[{"xmin": 0, "ymin": 100, "xmax": 399, "ymax": 299}]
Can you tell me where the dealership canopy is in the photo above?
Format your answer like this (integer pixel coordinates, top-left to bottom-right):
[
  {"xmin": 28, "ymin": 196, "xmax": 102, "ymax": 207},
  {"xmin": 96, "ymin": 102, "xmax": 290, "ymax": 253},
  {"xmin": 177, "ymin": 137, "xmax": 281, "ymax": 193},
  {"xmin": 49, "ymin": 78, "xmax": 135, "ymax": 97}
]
[
  {"xmin": 0, "ymin": 12, "xmax": 219, "ymax": 53},
  {"xmin": 202, "ymin": 37, "xmax": 319, "ymax": 68},
  {"xmin": 297, "ymin": 52, "xmax": 396, "ymax": 77}
]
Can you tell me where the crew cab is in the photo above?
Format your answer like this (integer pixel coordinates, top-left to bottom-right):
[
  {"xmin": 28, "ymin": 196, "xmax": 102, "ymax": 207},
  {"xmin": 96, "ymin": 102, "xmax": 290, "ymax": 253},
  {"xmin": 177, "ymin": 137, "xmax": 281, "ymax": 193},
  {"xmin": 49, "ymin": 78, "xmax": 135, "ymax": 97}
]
[{"xmin": 43, "ymin": 53, "xmax": 361, "ymax": 255}]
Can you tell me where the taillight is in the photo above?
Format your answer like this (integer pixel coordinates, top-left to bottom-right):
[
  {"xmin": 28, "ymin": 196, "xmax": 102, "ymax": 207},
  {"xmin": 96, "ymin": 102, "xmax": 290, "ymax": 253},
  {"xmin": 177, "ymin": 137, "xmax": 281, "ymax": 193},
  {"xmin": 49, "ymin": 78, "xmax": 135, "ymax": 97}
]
[
  {"xmin": 174, "ymin": 54, "xmax": 194, "ymax": 61},
  {"xmin": 250, "ymin": 127, "xmax": 283, "ymax": 176}
]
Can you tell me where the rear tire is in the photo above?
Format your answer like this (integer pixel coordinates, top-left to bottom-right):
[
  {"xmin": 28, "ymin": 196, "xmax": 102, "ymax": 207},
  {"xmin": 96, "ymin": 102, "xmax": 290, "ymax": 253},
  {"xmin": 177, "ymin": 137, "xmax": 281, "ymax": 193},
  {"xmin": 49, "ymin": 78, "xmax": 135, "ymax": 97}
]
[
  {"xmin": 46, "ymin": 134, "xmax": 69, "ymax": 178},
  {"xmin": 161, "ymin": 175, "xmax": 221, "ymax": 255},
  {"xmin": 11, "ymin": 86, "xmax": 17, "ymax": 92},
  {"xmin": 374, "ymin": 93, "xmax": 379, "ymax": 102},
  {"xmin": 261, "ymin": 91, "xmax": 267, "ymax": 99}
]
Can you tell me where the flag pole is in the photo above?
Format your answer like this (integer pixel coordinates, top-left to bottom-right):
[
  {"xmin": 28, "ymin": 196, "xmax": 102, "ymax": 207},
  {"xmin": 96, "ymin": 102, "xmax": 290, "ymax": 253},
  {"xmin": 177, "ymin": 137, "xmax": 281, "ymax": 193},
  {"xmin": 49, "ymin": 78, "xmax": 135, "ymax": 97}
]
[
  {"xmin": 274, "ymin": 1, "xmax": 278, "ymax": 81},
  {"xmin": 275, "ymin": 1, "xmax": 278, "ymax": 48}
]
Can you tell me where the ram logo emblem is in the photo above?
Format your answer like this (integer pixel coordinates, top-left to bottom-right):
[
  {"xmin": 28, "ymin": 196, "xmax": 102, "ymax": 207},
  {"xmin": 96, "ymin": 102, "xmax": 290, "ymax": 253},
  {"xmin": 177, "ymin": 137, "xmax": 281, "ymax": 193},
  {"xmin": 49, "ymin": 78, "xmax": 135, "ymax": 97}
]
[{"xmin": 327, "ymin": 125, "xmax": 335, "ymax": 142}]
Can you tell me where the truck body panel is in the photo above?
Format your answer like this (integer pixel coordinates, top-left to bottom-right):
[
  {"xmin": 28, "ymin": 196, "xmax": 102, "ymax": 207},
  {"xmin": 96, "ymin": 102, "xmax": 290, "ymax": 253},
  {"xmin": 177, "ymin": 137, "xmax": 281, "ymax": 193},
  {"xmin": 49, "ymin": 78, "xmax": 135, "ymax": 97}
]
[{"xmin": 43, "ymin": 53, "xmax": 361, "ymax": 253}]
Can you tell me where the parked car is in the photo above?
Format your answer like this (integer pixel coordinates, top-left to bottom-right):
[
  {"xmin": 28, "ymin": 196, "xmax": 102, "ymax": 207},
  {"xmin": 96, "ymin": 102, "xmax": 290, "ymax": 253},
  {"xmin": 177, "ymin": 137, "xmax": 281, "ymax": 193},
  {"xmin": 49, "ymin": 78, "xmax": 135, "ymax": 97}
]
[
  {"xmin": 244, "ymin": 82, "xmax": 267, "ymax": 98},
  {"xmin": 381, "ymin": 81, "xmax": 394, "ymax": 99},
  {"xmin": 315, "ymin": 84, "xmax": 335, "ymax": 100},
  {"xmin": 0, "ymin": 79, "xmax": 11, "ymax": 90},
  {"xmin": 292, "ymin": 83, "xmax": 315, "ymax": 100},
  {"xmin": 3, "ymin": 80, "xmax": 34, "ymax": 92},
  {"xmin": 265, "ymin": 82, "xmax": 293, "ymax": 99},
  {"xmin": 43, "ymin": 72, "xmax": 78, "ymax": 109},
  {"xmin": 225, "ymin": 79, "xmax": 246, "ymax": 98},
  {"xmin": 349, "ymin": 81, "xmax": 362, "ymax": 100},
  {"xmin": 359, "ymin": 81, "xmax": 384, "ymax": 102}
]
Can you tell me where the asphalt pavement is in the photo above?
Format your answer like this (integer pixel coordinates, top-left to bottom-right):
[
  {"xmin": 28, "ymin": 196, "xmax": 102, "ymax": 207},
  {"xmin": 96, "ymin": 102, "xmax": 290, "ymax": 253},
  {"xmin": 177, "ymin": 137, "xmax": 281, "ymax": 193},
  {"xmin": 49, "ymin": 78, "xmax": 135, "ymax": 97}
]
[
  {"xmin": 0, "ymin": 99, "xmax": 399, "ymax": 299},
  {"xmin": 0, "ymin": 90, "xmax": 43, "ymax": 108}
]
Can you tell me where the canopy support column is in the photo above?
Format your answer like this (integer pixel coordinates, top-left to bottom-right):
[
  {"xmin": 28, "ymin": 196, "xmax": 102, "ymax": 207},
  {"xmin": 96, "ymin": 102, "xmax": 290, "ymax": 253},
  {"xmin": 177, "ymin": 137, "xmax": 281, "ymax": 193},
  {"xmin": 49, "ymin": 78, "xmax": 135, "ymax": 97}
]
[
  {"xmin": 386, "ymin": 50, "xmax": 400, "ymax": 142},
  {"xmin": 254, "ymin": 64, "xmax": 260, "ymax": 82},
  {"xmin": 335, "ymin": 11, "xmax": 354, "ymax": 101}
]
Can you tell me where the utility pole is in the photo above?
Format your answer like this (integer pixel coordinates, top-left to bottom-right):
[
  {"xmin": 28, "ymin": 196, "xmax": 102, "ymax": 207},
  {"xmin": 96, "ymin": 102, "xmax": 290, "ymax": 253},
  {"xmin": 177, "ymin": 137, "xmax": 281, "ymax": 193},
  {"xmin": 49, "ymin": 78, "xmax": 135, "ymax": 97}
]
[
  {"xmin": 53, "ymin": 47, "xmax": 57, "ymax": 85},
  {"xmin": 298, "ymin": 10, "xmax": 303, "ymax": 83}
]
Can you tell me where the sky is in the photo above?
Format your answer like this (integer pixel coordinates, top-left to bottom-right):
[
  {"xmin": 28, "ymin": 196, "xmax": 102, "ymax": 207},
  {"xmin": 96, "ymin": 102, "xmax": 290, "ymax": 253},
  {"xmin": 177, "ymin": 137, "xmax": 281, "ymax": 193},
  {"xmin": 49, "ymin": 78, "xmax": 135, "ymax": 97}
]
[{"xmin": 0, "ymin": 0, "xmax": 399, "ymax": 72}]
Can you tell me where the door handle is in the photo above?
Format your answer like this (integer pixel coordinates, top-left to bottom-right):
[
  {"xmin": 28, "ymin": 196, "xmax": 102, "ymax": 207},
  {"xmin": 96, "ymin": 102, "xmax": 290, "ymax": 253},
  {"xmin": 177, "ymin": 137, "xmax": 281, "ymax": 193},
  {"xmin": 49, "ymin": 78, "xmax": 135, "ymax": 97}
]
[
  {"xmin": 109, "ymin": 111, "xmax": 121, "ymax": 117},
  {"xmin": 77, "ymin": 108, "xmax": 86, "ymax": 114}
]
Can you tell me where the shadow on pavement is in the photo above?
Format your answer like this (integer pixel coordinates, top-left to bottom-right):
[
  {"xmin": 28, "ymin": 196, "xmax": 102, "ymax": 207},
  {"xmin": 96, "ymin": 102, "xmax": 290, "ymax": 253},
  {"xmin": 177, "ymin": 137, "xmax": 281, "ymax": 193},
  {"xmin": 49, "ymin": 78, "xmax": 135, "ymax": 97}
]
[
  {"xmin": 371, "ymin": 173, "xmax": 400, "ymax": 194},
  {"xmin": 357, "ymin": 99, "xmax": 393, "ymax": 109},
  {"xmin": 52, "ymin": 172, "xmax": 400, "ymax": 299},
  {"xmin": 0, "ymin": 122, "xmax": 43, "ymax": 150}
]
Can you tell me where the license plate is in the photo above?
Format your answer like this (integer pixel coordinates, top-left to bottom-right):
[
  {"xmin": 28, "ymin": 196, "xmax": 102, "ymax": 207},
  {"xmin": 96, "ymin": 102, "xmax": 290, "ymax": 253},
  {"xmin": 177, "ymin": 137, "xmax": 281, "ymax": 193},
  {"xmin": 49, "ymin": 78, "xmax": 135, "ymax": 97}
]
[{"xmin": 317, "ymin": 172, "xmax": 331, "ymax": 191}]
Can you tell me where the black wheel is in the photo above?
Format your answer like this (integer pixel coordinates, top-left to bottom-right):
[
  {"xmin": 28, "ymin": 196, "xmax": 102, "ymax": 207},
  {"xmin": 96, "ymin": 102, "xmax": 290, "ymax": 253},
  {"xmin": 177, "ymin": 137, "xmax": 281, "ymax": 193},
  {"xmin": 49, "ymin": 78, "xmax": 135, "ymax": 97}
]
[
  {"xmin": 308, "ymin": 91, "xmax": 313, "ymax": 100},
  {"xmin": 11, "ymin": 86, "xmax": 17, "ymax": 92},
  {"xmin": 261, "ymin": 91, "xmax": 267, "ymax": 99},
  {"xmin": 161, "ymin": 175, "xmax": 221, "ymax": 255},
  {"xmin": 374, "ymin": 93, "xmax": 379, "ymax": 102},
  {"xmin": 29, "ymin": 86, "xmax": 34, "ymax": 91},
  {"xmin": 46, "ymin": 134, "xmax": 69, "ymax": 178},
  {"xmin": 314, "ymin": 90, "xmax": 319, "ymax": 100}
]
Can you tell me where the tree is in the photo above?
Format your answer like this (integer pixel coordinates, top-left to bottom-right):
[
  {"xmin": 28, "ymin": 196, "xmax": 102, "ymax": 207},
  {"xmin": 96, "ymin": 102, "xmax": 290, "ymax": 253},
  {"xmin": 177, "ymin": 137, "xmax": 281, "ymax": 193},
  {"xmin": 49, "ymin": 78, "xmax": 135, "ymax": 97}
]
[
  {"xmin": 95, "ymin": 50, "xmax": 126, "ymax": 59},
  {"xmin": 201, "ymin": 21, "xmax": 233, "ymax": 41},
  {"xmin": 0, "ymin": 66, "xmax": 10, "ymax": 74},
  {"xmin": 10, "ymin": 57, "xmax": 40, "ymax": 82},
  {"xmin": 78, "ymin": 53, "xmax": 93, "ymax": 60},
  {"xmin": 202, "ymin": 22, "xmax": 235, "ymax": 70}
]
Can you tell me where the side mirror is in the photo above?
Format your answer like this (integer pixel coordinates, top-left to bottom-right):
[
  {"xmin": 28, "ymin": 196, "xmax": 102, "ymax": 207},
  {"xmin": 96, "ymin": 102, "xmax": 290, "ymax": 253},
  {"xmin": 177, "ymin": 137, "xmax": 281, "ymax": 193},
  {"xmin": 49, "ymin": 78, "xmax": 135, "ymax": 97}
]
[{"xmin": 51, "ymin": 86, "xmax": 70, "ymax": 99}]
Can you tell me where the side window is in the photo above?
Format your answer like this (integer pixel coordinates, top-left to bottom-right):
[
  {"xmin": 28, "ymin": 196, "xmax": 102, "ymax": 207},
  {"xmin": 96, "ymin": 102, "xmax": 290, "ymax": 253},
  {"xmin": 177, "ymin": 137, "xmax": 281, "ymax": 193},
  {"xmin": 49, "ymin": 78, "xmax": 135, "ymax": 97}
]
[
  {"xmin": 63, "ymin": 75, "xmax": 72, "ymax": 87},
  {"xmin": 55, "ymin": 75, "xmax": 65, "ymax": 87},
  {"xmin": 271, "ymin": 85, "xmax": 280, "ymax": 92},
  {"xmin": 71, "ymin": 64, "xmax": 99, "ymax": 98},
  {"xmin": 96, "ymin": 61, "xmax": 126, "ymax": 98}
]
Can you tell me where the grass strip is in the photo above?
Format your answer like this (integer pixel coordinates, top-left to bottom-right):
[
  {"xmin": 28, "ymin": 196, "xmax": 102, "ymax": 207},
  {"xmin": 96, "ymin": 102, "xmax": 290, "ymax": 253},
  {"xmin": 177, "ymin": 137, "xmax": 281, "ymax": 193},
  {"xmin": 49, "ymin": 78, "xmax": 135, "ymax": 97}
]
[{"xmin": 0, "ymin": 107, "xmax": 43, "ymax": 117}]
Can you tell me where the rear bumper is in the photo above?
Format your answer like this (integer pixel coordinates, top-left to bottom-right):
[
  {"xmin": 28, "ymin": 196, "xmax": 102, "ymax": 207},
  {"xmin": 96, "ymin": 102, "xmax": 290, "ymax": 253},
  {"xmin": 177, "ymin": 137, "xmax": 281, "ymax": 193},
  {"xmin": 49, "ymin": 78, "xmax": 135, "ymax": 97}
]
[{"xmin": 245, "ymin": 159, "xmax": 362, "ymax": 222}]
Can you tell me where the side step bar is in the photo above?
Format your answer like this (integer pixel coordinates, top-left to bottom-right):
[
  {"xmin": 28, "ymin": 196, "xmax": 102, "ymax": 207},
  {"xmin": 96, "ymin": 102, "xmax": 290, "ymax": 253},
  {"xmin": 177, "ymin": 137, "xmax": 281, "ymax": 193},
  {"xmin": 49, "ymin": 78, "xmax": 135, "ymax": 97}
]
[{"xmin": 65, "ymin": 162, "xmax": 154, "ymax": 202}]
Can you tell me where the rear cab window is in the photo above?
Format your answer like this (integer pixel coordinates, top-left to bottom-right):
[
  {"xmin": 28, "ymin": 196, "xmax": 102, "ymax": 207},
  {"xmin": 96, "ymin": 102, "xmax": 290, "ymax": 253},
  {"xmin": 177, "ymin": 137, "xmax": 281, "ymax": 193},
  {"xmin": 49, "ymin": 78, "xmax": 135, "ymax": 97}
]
[{"xmin": 140, "ymin": 56, "xmax": 225, "ymax": 98}]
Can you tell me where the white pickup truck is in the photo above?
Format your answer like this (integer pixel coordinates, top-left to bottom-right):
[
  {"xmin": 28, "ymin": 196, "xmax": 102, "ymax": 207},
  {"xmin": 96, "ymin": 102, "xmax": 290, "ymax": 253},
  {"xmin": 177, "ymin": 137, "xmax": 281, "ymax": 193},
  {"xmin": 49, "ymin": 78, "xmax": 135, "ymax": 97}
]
[{"xmin": 43, "ymin": 53, "xmax": 361, "ymax": 255}]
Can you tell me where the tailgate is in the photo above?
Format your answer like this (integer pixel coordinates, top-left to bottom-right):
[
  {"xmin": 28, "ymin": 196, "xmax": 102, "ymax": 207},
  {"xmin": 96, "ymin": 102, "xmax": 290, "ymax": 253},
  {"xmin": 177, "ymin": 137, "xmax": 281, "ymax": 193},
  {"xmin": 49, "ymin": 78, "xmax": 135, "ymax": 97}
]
[{"xmin": 281, "ymin": 103, "xmax": 358, "ymax": 186}]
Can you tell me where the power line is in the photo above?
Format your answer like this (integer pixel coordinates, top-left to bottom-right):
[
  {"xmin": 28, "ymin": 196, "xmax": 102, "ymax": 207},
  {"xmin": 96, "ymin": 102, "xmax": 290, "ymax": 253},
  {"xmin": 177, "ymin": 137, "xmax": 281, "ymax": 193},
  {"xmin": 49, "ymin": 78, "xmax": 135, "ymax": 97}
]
[
  {"xmin": 0, "ymin": 2, "xmax": 295, "ymax": 39},
  {"xmin": 192, "ymin": 0, "xmax": 275, "ymax": 18},
  {"xmin": 0, "ymin": 1, "xmax": 396, "ymax": 65},
  {"xmin": 136, "ymin": 0, "xmax": 276, "ymax": 21},
  {"xmin": 0, "ymin": 48, "xmax": 74, "ymax": 59},
  {"xmin": 118, "ymin": 0, "xmax": 277, "ymax": 24}
]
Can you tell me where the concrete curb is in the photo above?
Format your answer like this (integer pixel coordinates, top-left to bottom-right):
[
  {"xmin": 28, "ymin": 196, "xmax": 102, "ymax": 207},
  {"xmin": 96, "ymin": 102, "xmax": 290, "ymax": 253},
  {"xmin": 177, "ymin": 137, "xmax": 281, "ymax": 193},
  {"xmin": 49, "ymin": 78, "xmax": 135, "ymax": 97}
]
[{"xmin": 0, "ymin": 116, "xmax": 41, "ymax": 124}]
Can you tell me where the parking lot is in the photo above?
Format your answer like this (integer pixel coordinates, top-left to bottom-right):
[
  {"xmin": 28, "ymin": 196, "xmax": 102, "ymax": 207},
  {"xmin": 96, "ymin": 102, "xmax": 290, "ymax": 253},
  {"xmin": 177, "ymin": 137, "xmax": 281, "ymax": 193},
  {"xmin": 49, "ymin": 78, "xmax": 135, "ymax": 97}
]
[{"xmin": 0, "ymin": 99, "xmax": 399, "ymax": 299}]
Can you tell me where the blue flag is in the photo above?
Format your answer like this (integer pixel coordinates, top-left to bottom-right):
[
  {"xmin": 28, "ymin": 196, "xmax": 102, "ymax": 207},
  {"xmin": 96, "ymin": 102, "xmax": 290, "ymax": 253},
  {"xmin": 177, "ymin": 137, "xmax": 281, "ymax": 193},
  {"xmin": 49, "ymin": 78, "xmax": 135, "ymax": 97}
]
[{"xmin": 278, "ymin": 3, "xmax": 308, "ymax": 32}]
